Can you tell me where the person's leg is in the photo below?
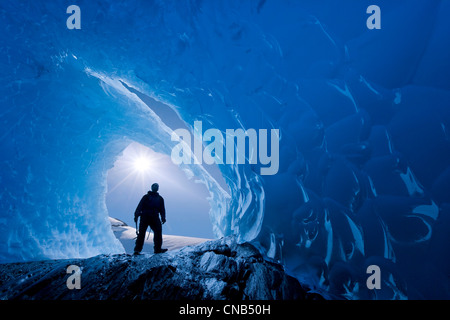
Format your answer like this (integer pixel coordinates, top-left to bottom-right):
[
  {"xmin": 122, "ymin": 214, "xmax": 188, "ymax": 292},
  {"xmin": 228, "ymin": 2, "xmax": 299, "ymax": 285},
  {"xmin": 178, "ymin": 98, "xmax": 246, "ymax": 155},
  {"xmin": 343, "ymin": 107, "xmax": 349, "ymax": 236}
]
[
  {"xmin": 133, "ymin": 220, "xmax": 148, "ymax": 254},
  {"xmin": 149, "ymin": 217, "xmax": 163, "ymax": 253}
]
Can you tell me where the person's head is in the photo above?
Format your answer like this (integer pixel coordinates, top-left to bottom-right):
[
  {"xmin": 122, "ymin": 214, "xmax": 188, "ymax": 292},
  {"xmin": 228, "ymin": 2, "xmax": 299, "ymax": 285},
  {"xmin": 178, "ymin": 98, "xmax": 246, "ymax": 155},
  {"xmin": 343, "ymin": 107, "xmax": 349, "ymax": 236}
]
[{"xmin": 151, "ymin": 183, "xmax": 159, "ymax": 192}]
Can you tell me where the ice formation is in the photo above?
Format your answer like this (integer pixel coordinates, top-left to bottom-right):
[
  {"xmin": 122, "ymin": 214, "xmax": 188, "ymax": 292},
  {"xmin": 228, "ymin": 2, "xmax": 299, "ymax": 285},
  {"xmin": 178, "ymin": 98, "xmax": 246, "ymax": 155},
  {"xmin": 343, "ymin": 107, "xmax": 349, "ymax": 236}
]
[{"xmin": 1, "ymin": 0, "xmax": 449, "ymax": 299}]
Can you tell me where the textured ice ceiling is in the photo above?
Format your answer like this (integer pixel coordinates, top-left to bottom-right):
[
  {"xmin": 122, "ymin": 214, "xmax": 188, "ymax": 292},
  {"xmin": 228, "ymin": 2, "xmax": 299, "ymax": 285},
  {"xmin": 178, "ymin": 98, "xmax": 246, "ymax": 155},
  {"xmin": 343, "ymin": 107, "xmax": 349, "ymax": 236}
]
[{"xmin": 1, "ymin": 0, "xmax": 449, "ymax": 299}]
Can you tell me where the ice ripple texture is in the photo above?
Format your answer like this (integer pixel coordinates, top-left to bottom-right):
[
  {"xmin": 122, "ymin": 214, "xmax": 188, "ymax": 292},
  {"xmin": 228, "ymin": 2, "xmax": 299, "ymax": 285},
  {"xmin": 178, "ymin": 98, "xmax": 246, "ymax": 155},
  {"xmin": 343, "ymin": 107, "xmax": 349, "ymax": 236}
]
[{"xmin": 0, "ymin": 0, "xmax": 449, "ymax": 299}]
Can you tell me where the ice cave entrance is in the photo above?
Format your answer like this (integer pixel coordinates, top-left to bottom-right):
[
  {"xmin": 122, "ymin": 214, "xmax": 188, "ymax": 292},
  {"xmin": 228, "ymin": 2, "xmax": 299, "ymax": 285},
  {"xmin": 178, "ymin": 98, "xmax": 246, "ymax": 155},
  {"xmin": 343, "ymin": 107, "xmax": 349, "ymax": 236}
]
[{"xmin": 106, "ymin": 141, "xmax": 215, "ymax": 239}]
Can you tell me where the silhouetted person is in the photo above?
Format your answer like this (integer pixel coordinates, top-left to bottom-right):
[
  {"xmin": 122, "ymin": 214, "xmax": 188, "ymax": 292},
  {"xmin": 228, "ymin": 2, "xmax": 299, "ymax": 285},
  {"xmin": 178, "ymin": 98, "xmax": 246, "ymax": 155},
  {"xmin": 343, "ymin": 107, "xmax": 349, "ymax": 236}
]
[{"xmin": 134, "ymin": 183, "xmax": 167, "ymax": 254}]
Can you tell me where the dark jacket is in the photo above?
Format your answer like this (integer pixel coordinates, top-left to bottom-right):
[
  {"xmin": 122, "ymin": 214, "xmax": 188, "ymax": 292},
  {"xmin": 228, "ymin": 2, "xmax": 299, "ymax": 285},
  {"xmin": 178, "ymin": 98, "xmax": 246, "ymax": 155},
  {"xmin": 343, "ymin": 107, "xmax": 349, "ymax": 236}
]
[{"xmin": 134, "ymin": 191, "xmax": 166, "ymax": 222}]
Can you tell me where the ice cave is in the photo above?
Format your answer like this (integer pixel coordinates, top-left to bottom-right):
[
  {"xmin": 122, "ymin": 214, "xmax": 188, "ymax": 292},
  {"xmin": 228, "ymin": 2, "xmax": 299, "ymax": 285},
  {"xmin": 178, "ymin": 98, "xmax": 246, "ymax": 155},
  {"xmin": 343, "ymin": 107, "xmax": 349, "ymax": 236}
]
[{"xmin": 0, "ymin": 0, "xmax": 449, "ymax": 299}]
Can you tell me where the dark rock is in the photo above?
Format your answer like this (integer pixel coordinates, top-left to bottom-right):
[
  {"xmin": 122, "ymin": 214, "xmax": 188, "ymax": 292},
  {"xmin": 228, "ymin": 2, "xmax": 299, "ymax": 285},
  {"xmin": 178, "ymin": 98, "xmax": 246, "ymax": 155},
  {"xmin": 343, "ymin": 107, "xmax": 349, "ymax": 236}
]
[{"xmin": 0, "ymin": 237, "xmax": 323, "ymax": 300}]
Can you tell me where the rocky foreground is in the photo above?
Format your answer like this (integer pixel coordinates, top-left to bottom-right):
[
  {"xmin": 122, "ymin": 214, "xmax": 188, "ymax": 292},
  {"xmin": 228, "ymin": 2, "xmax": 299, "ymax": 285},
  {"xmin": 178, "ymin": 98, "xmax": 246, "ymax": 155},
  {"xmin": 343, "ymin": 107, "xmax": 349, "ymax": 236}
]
[{"xmin": 0, "ymin": 237, "xmax": 323, "ymax": 300}]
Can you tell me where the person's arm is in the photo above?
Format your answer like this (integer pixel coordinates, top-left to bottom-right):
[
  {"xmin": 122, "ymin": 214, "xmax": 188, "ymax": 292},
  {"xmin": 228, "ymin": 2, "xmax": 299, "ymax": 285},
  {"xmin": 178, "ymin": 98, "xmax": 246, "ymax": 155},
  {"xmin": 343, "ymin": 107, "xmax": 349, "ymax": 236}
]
[
  {"xmin": 134, "ymin": 196, "xmax": 145, "ymax": 222},
  {"xmin": 160, "ymin": 196, "xmax": 166, "ymax": 224}
]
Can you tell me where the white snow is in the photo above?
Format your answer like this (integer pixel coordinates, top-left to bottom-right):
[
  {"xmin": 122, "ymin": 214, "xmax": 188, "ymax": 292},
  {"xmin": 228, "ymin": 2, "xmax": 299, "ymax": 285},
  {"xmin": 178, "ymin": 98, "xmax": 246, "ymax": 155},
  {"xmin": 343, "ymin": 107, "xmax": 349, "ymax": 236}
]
[{"xmin": 109, "ymin": 217, "xmax": 211, "ymax": 254}]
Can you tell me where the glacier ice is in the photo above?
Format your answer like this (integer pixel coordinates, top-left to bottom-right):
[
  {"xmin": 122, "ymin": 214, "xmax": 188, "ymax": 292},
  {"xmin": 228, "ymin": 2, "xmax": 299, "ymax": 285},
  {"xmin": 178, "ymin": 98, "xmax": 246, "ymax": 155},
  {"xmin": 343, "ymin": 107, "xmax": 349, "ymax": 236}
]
[{"xmin": 0, "ymin": 0, "xmax": 449, "ymax": 299}]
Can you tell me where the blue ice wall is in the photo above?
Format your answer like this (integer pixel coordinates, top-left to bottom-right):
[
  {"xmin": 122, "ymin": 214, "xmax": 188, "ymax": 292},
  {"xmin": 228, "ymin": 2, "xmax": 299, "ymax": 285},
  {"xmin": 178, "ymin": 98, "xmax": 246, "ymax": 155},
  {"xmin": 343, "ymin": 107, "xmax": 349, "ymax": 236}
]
[{"xmin": 1, "ymin": 0, "xmax": 449, "ymax": 299}]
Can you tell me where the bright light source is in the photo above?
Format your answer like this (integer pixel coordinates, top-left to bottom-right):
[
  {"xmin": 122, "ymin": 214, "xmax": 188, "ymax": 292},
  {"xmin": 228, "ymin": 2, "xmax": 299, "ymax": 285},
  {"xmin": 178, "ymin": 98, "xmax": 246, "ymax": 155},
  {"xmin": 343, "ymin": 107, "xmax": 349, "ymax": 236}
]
[{"xmin": 133, "ymin": 156, "xmax": 151, "ymax": 173}]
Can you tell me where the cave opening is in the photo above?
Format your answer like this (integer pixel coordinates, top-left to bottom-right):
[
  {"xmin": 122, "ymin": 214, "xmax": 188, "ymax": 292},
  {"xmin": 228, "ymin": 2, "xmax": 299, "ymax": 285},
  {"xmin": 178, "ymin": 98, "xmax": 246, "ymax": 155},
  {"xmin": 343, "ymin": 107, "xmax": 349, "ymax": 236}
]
[{"xmin": 106, "ymin": 141, "xmax": 216, "ymax": 239}]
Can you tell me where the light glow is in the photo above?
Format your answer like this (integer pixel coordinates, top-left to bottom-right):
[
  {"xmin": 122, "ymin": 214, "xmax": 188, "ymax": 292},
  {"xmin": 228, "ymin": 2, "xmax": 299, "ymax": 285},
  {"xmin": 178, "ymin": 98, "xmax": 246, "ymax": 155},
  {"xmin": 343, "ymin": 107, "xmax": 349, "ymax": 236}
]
[
  {"xmin": 133, "ymin": 156, "xmax": 152, "ymax": 173},
  {"xmin": 107, "ymin": 142, "xmax": 160, "ymax": 194}
]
